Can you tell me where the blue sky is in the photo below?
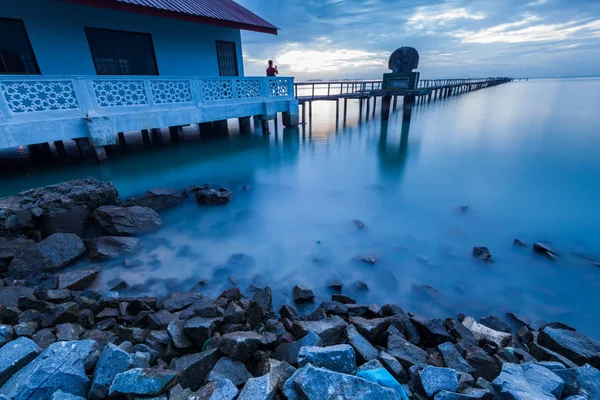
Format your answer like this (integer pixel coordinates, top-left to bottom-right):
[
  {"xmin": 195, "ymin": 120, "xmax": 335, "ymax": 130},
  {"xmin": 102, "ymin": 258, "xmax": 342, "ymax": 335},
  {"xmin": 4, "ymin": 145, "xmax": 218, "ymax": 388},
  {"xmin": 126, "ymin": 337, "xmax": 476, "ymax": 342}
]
[{"xmin": 237, "ymin": 0, "xmax": 600, "ymax": 79}]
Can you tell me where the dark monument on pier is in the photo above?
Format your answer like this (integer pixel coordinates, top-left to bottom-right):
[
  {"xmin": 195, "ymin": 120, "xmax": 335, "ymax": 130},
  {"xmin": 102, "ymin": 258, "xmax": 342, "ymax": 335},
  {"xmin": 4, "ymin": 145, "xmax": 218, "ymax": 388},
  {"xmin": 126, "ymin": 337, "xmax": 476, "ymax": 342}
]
[{"xmin": 383, "ymin": 46, "xmax": 420, "ymax": 91}]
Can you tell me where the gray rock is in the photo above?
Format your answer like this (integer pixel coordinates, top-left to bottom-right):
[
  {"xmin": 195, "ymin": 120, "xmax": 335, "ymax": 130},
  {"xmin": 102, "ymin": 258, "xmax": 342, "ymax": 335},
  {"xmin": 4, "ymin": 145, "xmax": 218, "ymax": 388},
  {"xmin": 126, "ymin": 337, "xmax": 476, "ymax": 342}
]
[
  {"xmin": 50, "ymin": 390, "xmax": 87, "ymax": 400},
  {"xmin": 14, "ymin": 322, "xmax": 37, "ymax": 337},
  {"xmin": 298, "ymin": 344, "xmax": 357, "ymax": 374},
  {"xmin": 419, "ymin": 366, "xmax": 461, "ymax": 397},
  {"xmin": 0, "ymin": 238, "xmax": 35, "ymax": 261},
  {"xmin": 170, "ymin": 348, "xmax": 220, "ymax": 391},
  {"xmin": 126, "ymin": 188, "xmax": 183, "ymax": 211},
  {"xmin": 0, "ymin": 286, "xmax": 34, "ymax": 308},
  {"xmin": 346, "ymin": 323, "xmax": 379, "ymax": 362},
  {"xmin": 555, "ymin": 364, "xmax": 600, "ymax": 399},
  {"xmin": 445, "ymin": 318, "xmax": 478, "ymax": 349},
  {"xmin": 56, "ymin": 323, "xmax": 84, "ymax": 341},
  {"xmin": 190, "ymin": 379, "xmax": 238, "ymax": 400},
  {"xmin": 31, "ymin": 328, "xmax": 57, "ymax": 349},
  {"xmin": 184, "ymin": 317, "xmax": 222, "ymax": 345},
  {"xmin": 434, "ymin": 389, "xmax": 493, "ymax": 399},
  {"xmin": 0, "ymin": 340, "xmax": 97, "ymax": 399},
  {"xmin": 57, "ymin": 267, "xmax": 99, "ymax": 290},
  {"xmin": 438, "ymin": 342, "xmax": 474, "ymax": 373},
  {"xmin": 472, "ymin": 247, "xmax": 493, "ymax": 262},
  {"xmin": 466, "ymin": 346, "xmax": 500, "ymax": 382},
  {"xmin": 539, "ymin": 327, "xmax": 600, "ymax": 368},
  {"xmin": 411, "ymin": 316, "xmax": 454, "ymax": 347},
  {"xmin": 207, "ymin": 357, "xmax": 253, "ymax": 387},
  {"xmin": 253, "ymin": 287, "xmax": 273, "ymax": 314},
  {"xmin": 533, "ymin": 242, "xmax": 558, "ymax": 257},
  {"xmin": 273, "ymin": 331, "xmax": 321, "ymax": 365},
  {"xmin": 86, "ymin": 236, "xmax": 139, "ymax": 260},
  {"xmin": 94, "ymin": 205, "xmax": 162, "ymax": 236},
  {"xmin": 380, "ymin": 351, "xmax": 408, "ymax": 383},
  {"xmin": 284, "ymin": 364, "xmax": 403, "ymax": 399},
  {"xmin": 479, "ymin": 316, "xmax": 511, "ymax": 333},
  {"xmin": 195, "ymin": 186, "xmax": 232, "ymax": 205},
  {"xmin": 167, "ymin": 319, "xmax": 194, "ymax": 350},
  {"xmin": 89, "ymin": 343, "xmax": 133, "ymax": 400},
  {"xmin": 358, "ymin": 359, "xmax": 385, "ymax": 372},
  {"xmin": 292, "ymin": 285, "xmax": 315, "ymax": 302},
  {"xmin": 0, "ymin": 337, "xmax": 39, "ymax": 386},
  {"xmin": 40, "ymin": 205, "xmax": 88, "ymax": 237},
  {"xmin": 293, "ymin": 316, "xmax": 346, "ymax": 346},
  {"xmin": 387, "ymin": 333, "xmax": 428, "ymax": 368},
  {"xmin": 134, "ymin": 344, "xmax": 159, "ymax": 364},
  {"xmin": 108, "ymin": 368, "xmax": 177, "ymax": 396},
  {"xmin": 264, "ymin": 359, "xmax": 296, "ymax": 391},
  {"xmin": 162, "ymin": 292, "xmax": 203, "ymax": 312},
  {"xmin": 169, "ymin": 384, "xmax": 192, "ymax": 400},
  {"xmin": 492, "ymin": 362, "xmax": 564, "ymax": 400},
  {"xmin": 148, "ymin": 309, "xmax": 177, "ymax": 330},
  {"xmin": 356, "ymin": 367, "xmax": 409, "ymax": 398},
  {"xmin": 219, "ymin": 331, "xmax": 262, "ymax": 361},
  {"xmin": 237, "ymin": 374, "xmax": 277, "ymax": 400},
  {"xmin": 9, "ymin": 233, "xmax": 85, "ymax": 278},
  {"xmin": 133, "ymin": 351, "xmax": 151, "ymax": 368}
]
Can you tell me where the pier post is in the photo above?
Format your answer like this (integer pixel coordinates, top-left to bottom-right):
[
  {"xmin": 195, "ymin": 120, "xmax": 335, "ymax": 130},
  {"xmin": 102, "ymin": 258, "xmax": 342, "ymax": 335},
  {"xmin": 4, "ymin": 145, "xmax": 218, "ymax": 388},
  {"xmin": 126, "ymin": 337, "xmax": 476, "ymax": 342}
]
[
  {"xmin": 117, "ymin": 132, "xmax": 127, "ymax": 150},
  {"xmin": 381, "ymin": 95, "xmax": 392, "ymax": 121},
  {"xmin": 93, "ymin": 146, "xmax": 107, "ymax": 163},
  {"xmin": 141, "ymin": 129, "xmax": 152, "ymax": 146},
  {"xmin": 359, "ymin": 99, "xmax": 364, "ymax": 118},
  {"xmin": 343, "ymin": 98, "xmax": 348, "ymax": 121},
  {"xmin": 261, "ymin": 119, "xmax": 270, "ymax": 134},
  {"xmin": 238, "ymin": 117, "xmax": 252, "ymax": 134},
  {"xmin": 372, "ymin": 96, "xmax": 377, "ymax": 118},
  {"xmin": 365, "ymin": 97, "xmax": 371, "ymax": 119},
  {"xmin": 302, "ymin": 103, "xmax": 306, "ymax": 125},
  {"xmin": 403, "ymin": 96, "xmax": 415, "ymax": 122},
  {"xmin": 169, "ymin": 126, "xmax": 183, "ymax": 142},
  {"xmin": 393, "ymin": 96, "xmax": 398, "ymax": 110},
  {"xmin": 335, "ymin": 100, "xmax": 340, "ymax": 122},
  {"xmin": 151, "ymin": 128, "xmax": 162, "ymax": 144},
  {"xmin": 54, "ymin": 140, "xmax": 68, "ymax": 158},
  {"xmin": 282, "ymin": 111, "xmax": 299, "ymax": 128},
  {"xmin": 214, "ymin": 120, "xmax": 229, "ymax": 135},
  {"xmin": 73, "ymin": 138, "xmax": 93, "ymax": 159},
  {"xmin": 199, "ymin": 122, "xmax": 215, "ymax": 137}
]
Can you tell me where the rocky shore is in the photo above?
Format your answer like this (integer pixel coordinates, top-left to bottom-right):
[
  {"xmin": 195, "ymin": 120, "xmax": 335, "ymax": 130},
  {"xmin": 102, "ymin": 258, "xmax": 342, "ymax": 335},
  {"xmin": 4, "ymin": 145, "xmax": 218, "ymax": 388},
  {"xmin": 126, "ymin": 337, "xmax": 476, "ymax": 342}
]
[{"xmin": 0, "ymin": 179, "xmax": 599, "ymax": 399}]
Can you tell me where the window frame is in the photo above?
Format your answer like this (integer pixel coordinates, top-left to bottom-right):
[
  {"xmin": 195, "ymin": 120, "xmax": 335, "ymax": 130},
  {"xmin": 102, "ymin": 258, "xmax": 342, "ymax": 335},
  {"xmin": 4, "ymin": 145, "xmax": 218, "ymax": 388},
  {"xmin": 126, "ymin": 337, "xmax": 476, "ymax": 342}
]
[
  {"xmin": 0, "ymin": 17, "xmax": 41, "ymax": 75},
  {"xmin": 84, "ymin": 26, "xmax": 160, "ymax": 76},
  {"xmin": 215, "ymin": 40, "xmax": 239, "ymax": 77}
]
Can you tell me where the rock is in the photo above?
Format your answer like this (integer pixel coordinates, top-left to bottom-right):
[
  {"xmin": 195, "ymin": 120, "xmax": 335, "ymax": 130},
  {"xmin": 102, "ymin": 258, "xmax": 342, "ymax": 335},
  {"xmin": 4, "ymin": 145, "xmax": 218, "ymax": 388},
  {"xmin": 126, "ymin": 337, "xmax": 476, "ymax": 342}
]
[
  {"xmin": 438, "ymin": 342, "xmax": 474, "ymax": 373},
  {"xmin": 326, "ymin": 279, "xmax": 343, "ymax": 291},
  {"xmin": 273, "ymin": 331, "xmax": 321, "ymax": 366},
  {"xmin": 555, "ymin": 364, "xmax": 600, "ymax": 399},
  {"xmin": 353, "ymin": 219, "xmax": 367, "ymax": 229},
  {"xmin": 379, "ymin": 351, "xmax": 408, "ymax": 383},
  {"xmin": 86, "ymin": 236, "xmax": 139, "ymax": 260},
  {"xmin": 207, "ymin": 357, "xmax": 253, "ymax": 387},
  {"xmin": 434, "ymin": 389, "xmax": 493, "ymax": 399},
  {"xmin": 9, "ymin": 233, "xmax": 85, "ymax": 278},
  {"xmin": 466, "ymin": 346, "xmax": 501, "ymax": 381},
  {"xmin": 0, "ymin": 340, "xmax": 97, "ymax": 399},
  {"xmin": 89, "ymin": 343, "xmax": 133, "ymax": 400},
  {"xmin": 479, "ymin": 316, "xmax": 511, "ymax": 333},
  {"xmin": 223, "ymin": 303, "xmax": 246, "ymax": 324},
  {"xmin": 148, "ymin": 310, "xmax": 177, "ymax": 330},
  {"xmin": 332, "ymin": 294, "xmax": 357, "ymax": 304},
  {"xmin": 162, "ymin": 292, "xmax": 203, "ymax": 312},
  {"xmin": 219, "ymin": 331, "xmax": 262, "ymax": 361},
  {"xmin": 94, "ymin": 205, "xmax": 162, "ymax": 236},
  {"xmin": 40, "ymin": 205, "xmax": 88, "ymax": 237},
  {"xmin": 133, "ymin": 351, "xmax": 151, "ymax": 368},
  {"xmin": 462, "ymin": 316, "xmax": 511, "ymax": 347},
  {"xmin": 44, "ymin": 301, "xmax": 79, "ymax": 326},
  {"xmin": 0, "ymin": 337, "xmax": 39, "ymax": 386},
  {"xmin": 167, "ymin": 320, "xmax": 194, "ymax": 350},
  {"xmin": 533, "ymin": 242, "xmax": 558, "ymax": 258},
  {"xmin": 169, "ymin": 384, "xmax": 192, "ymax": 400},
  {"xmin": 56, "ymin": 323, "xmax": 84, "ymax": 341},
  {"xmin": 506, "ymin": 312, "xmax": 531, "ymax": 328},
  {"xmin": 280, "ymin": 304, "xmax": 298, "ymax": 320},
  {"xmin": 0, "ymin": 286, "xmax": 34, "ymax": 308},
  {"xmin": 292, "ymin": 316, "xmax": 346, "ymax": 346},
  {"xmin": 195, "ymin": 186, "xmax": 232, "ymax": 205},
  {"xmin": 57, "ymin": 267, "xmax": 99, "ymax": 290},
  {"xmin": 472, "ymin": 247, "xmax": 493, "ymax": 262},
  {"xmin": 108, "ymin": 368, "xmax": 177, "ymax": 396},
  {"xmin": 96, "ymin": 307, "xmax": 119, "ymax": 320},
  {"xmin": 387, "ymin": 333, "xmax": 428, "ymax": 368},
  {"xmin": 349, "ymin": 316, "xmax": 389, "ymax": 343},
  {"xmin": 183, "ymin": 317, "xmax": 222, "ymax": 345},
  {"xmin": 298, "ymin": 344, "xmax": 357, "ymax": 374},
  {"xmin": 284, "ymin": 364, "xmax": 403, "ymax": 399},
  {"xmin": 355, "ymin": 281, "xmax": 370, "ymax": 291},
  {"xmin": 346, "ymin": 323, "xmax": 379, "ymax": 362},
  {"xmin": 253, "ymin": 287, "xmax": 272, "ymax": 314},
  {"xmin": 445, "ymin": 318, "xmax": 478, "ymax": 349},
  {"xmin": 50, "ymin": 390, "xmax": 86, "ymax": 400},
  {"xmin": 126, "ymin": 188, "xmax": 183, "ymax": 211},
  {"xmin": 357, "ymin": 254, "xmax": 378, "ymax": 264},
  {"xmin": 419, "ymin": 366, "xmax": 461, "ymax": 397},
  {"xmin": 14, "ymin": 322, "xmax": 37, "ymax": 337},
  {"xmin": 292, "ymin": 285, "xmax": 315, "ymax": 302},
  {"xmin": 170, "ymin": 349, "xmax": 220, "ymax": 391},
  {"xmin": 191, "ymin": 379, "xmax": 238, "ymax": 400},
  {"xmin": 492, "ymin": 362, "xmax": 564, "ymax": 400},
  {"xmin": 513, "ymin": 239, "xmax": 527, "ymax": 248},
  {"xmin": 411, "ymin": 316, "xmax": 455, "ymax": 347},
  {"xmin": 539, "ymin": 327, "xmax": 600, "ymax": 368},
  {"xmin": 357, "ymin": 368, "xmax": 410, "ymax": 399},
  {"xmin": 31, "ymin": 328, "xmax": 57, "ymax": 349},
  {"xmin": 0, "ymin": 238, "xmax": 35, "ymax": 261}
]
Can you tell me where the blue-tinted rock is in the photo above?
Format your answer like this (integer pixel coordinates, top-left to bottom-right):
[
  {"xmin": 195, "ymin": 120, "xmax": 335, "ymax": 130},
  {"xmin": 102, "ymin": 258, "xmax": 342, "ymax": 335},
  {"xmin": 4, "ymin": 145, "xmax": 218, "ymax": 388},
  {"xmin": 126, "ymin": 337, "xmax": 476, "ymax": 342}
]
[
  {"xmin": 434, "ymin": 389, "xmax": 493, "ymax": 399},
  {"xmin": 0, "ymin": 337, "xmax": 39, "ymax": 386},
  {"xmin": 419, "ymin": 366, "xmax": 461, "ymax": 397},
  {"xmin": 284, "ymin": 364, "xmax": 403, "ymax": 399},
  {"xmin": 0, "ymin": 325, "xmax": 13, "ymax": 347},
  {"xmin": 492, "ymin": 363, "xmax": 564, "ymax": 400},
  {"xmin": 358, "ymin": 359, "xmax": 385, "ymax": 372},
  {"xmin": 438, "ymin": 342, "xmax": 474, "ymax": 374},
  {"xmin": 555, "ymin": 364, "xmax": 600, "ymax": 399},
  {"xmin": 387, "ymin": 334, "xmax": 428, "ymax": 368},
  {"xmin": 108, "ymin": 368, "xmax": 177, "ymax": 396},
  {"xmin": 357, "ymin": 367, "xmax": 410, "ymax": 400},
  {"xmin": 170, "ymin": 348, "xmax": 220, "ymax": 391},
  {"xmin": 298, "ymin": 344, "xmax": 357, "ymax": 374},
  {"xmin": 219, "ymin": 331, "xmax": 262, "ymax": 361},
  {"xmin": 94, "ymin": 205, "xmax": 163, "ymax": 236},
  {"xmin": 89, "ymin": 343, "xmax": 133, "ymax": 400},
  {"xmin": 273, "ymin": 331, "xmax": 321, "ymax": 365},
  {"xmin": 539, "ymin": 327, "xmax": 600, "ymax": 368},
  {"xmin": 167, "ymin": 319, "xmax": 194, "ymax": 350},
  {"xmin": 0, "ymin": 340, "xmax": 97, "ymax": 399},
  {"xmin": 563, "ymin": 396, "xmax": 587, "ymax": 400},
  {"xmin": 346, "ymin": 323, "xmax": 379, "ymax": 362},
  {"xmin": 207, "ymin": 357, "xmax": 253, "ymax": 387},
  {"xmin": 193, "ymin": 379, "xmax": 238, "ymax": 400},
  {"xmin": 237, "ymin": 374, "xmax": 277, "ymax": 400},
  {"xmin": 293, "ymin": 316, "xmax": 346, "ymax": 346},
  {"xmin": 50, "ymin": 390, "xmax": 86, "ymax": 400},
  {"xmin": 380, "ymin": 351, "xmax": 408, "ymax": 383}
]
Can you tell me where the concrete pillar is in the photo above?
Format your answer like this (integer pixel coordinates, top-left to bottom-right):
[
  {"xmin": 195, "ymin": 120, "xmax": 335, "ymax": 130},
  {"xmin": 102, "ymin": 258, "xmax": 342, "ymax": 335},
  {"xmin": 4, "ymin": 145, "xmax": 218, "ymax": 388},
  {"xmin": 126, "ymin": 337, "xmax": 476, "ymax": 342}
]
[
  {"xmin": 150, "ymin": 128, "xmax": 162, "ymax": 144},
  {"xmin": 73, "ymin": 138, "xmax": 93, "ymax": 159},
  {"xmin": 117, "ymin": 132, "xmax": 126, "ymax": 150},
  {"xmin": 261, "ymin": 119, "xmax": 270, "ymax": 134},
  {"xmin": 372, "ymin": 96, "xmax": 377, "ymax": 118},
  {"xmin": 200, "ymin": 122, "xmax": 215, "ymax": 137},
  {"xmin": 381, "ymin": 95, "xmax": 392, "ymax": 121},
  {"xmin": 302, "ymin": 102, "xmax": 306, "ymax": 125},
  {"xmin": 282, "ymin": 112, "xmax": 299, "ymax": 127},
  {"xmin": 253, "ymin": 115, "xmax": 262, "ymax": 132},
  {"xmin": 365, "ymin": 97, "xmax": 371, "ymax": 119},
  {"xmin": 214, "ymin": 120, "xmax": 229, "ymax": 135},
  {"xmin": 54, "ymin": 140, "xmax": 68, "ymax": 158},
  {"xmin": 392, "ymin": 96, "xmax": 398, "ymax": 110},
  {"xmin": 141, "ymin": 129, "xmax": 152, "ymax": 146},
  {"xmin": 239, "ymin": 117, "xmax": 252, "ymax": 134},
  {"xmin": 169, "ymin": 126, "xmax": 183, "ymax": 142},
  {"xmin": 27, "ymin": 143, "xmax": 53, "ymax": 160},
  {"xmin": 93, "ymin": 146, "xmax": 108, "ymax": 163}
]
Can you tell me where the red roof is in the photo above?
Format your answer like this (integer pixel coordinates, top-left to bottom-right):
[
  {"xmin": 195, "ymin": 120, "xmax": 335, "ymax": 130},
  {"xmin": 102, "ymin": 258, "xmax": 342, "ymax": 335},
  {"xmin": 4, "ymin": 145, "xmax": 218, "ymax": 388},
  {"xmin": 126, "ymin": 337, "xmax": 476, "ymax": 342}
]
[{"xmin": 59, "ymin": 0, "xmax": 279, "ymax": 35}]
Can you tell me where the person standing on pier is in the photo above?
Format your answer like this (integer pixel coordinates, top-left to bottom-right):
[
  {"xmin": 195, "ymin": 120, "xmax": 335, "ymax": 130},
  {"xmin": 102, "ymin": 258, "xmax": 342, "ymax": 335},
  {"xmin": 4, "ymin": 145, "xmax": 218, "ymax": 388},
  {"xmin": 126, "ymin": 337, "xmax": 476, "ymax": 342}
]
[{"xmin": 266, "ymin": 60, "xmax": 279, "ymax": 76}]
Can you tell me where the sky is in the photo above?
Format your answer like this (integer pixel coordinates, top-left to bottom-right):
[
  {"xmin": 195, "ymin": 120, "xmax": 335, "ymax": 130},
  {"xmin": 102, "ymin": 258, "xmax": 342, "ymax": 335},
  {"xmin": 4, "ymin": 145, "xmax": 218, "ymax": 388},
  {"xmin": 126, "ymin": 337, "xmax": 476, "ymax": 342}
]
[{"xmin": 236, "ymin": 0, "xmax": 600, "ymax": 80}]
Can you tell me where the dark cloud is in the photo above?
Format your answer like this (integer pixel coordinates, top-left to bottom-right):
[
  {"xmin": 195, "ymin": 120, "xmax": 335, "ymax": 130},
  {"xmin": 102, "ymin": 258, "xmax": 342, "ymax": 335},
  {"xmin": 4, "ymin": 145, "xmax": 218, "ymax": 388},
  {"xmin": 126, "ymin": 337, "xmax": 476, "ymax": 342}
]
[{"xmin": 238, "ymin": 0, "xmax": 600, "ymax": 78}]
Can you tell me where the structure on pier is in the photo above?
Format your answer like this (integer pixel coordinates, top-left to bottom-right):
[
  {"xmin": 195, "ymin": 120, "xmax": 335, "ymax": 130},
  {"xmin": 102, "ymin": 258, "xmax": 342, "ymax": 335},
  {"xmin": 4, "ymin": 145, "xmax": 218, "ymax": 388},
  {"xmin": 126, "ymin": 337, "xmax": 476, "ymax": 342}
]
[{"xmin": 0, "ymin": 0, "xmax": 299, "ymax": 160}]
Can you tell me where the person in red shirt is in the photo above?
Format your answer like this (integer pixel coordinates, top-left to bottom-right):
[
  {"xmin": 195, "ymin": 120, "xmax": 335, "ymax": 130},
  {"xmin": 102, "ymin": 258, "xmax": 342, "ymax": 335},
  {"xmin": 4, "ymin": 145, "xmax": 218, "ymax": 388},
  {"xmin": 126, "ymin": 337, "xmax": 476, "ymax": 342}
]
[{"xmin": 266, "ymin": 60, "xmax": 279, "ymax": 76}]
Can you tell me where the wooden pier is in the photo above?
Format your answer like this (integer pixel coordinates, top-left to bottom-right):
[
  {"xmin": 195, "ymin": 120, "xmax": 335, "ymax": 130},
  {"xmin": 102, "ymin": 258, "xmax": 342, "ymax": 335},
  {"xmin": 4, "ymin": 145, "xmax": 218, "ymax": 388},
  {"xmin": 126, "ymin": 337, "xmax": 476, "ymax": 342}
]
[{"xmin": 294, "ymin": 77, "xmax": 514, "ymax": 123}]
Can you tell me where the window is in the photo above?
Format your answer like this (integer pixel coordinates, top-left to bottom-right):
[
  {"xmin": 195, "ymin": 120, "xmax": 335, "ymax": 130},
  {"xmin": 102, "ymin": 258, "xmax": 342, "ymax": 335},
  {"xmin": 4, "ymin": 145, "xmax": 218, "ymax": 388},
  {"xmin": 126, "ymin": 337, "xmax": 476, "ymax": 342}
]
[
  {"xmin": 216, "ymin": 41, "xmax": 239, "ymax": 76},
  {"xmin": 0, "ymin": 18, "xmax": 40, "ymax": 74},
  {"xmin": 85, "ymin": 27, "xmax": 158, "ymax": 75}
]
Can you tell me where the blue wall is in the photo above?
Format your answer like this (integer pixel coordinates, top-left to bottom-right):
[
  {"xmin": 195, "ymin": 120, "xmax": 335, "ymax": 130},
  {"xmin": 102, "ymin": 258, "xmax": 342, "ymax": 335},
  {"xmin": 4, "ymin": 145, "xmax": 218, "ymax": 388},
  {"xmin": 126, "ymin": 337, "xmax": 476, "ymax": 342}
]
[{"xmin": 0, "ymin": 0, "xmax": 245, "ymax": 76}]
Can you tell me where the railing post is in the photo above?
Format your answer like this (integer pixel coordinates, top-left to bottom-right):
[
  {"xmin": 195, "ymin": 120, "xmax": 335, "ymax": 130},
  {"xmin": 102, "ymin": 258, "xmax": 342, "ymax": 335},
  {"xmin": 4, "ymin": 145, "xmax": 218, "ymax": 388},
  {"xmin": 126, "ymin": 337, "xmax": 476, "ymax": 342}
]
[
  {"xmin": 288, "ymin": 78, "xmax": 295, "ymax": 98},
  {"xmin": 261, "ymin": 78, "xmax": 270, "ymax": 98}
]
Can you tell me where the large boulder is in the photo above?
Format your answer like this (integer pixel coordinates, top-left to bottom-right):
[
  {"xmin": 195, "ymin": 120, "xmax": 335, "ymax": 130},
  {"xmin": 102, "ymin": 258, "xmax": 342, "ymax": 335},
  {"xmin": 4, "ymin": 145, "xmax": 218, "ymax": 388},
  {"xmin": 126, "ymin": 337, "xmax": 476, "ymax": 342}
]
[
  {"xmin": 193, "ymin": 379, "xmax": 238, "ymax": 400},
  {"xmin": 57, "ymin": 267, "xmax": 99, "ymax": 291},
  {"xmin": 86, "ymin": 236, "xmax": 139, "ymax": 260},
  {"xmin": 438, "ymin": 342, "xmax": 474, "ymax": 373},
  {"xmin": 219, "ymin": 331, "xmax": 262, "ymax": 361},
  {"xmin": 492, "ymin": 363, "xmax": 564, "ymax": 400},
  {"xmin": 207, "ymin": 357, "xmax": 253, "ymax": 387},
  {"xmin": 0, "ymin": 340, "xmax": 97, "ymax": 399},
  {"xmin": 0, "ymin": 286, "xmax": 34, "ymax": 308},
  {"xmin": 356, "ymin": 367, "xmax": 409, "ymax": 399},
  {"xmin": 292, "ymin": 316, "xmax": 347, "ymax": 346},
  {"xmin": 0, "ymin": 337, "xmax": 40, "ymax": 386},
  {"xmin": 94, "ymin": 206, "xmax": 162, "ymax": 236},
  {"xmin": 411, "ymin": 316, "xmax": 455, "ymax": 347},
  {"xmin": 539, "ymin": 327, "xmax": 600, "ymax": 368},
  {"xmin": 346, "ymin": 323, "xmax": 379, "ymax": 362},
  {"xmin": 108, "ymin": 368, "xmax": 177, "ymax": 396},
  {"xmin": 126, "ymin": 188, "xmax": 183, "ymax": 212},
  {"xmin": 462, "ymin": 316, "xmax": 511, "ymax": 347},
  {"xmin": 555, "ymin": 364, "xmax": 600, "ymax": 398},
  {"xmin": 0, "ymin": 238, "xmax": 36, "ymax": 263},
  {"xmin": 387, "ymin": 333, "xmax": 428, "ymax": 368},
  {"xmin": 195, "ymin": 186, "xmax": 232, "ymax": 205},
  {"xmin": 9, "ymin": 233, "xmax": 85, "ymax": 278},
  {"xmin": 273, "ymin": 331, "xmax": 321, "ymax": 366},
  {"xmin": 419, "ymin": 366, "xmax": 460, "ymax": 397},
  {"xmin": 170, "ymin": 349, "xmax": 220, "ymax": 391},
  {"xmin": 40, "ymin": 205, "xmax": 88, "ymax": 237},
  {"xmin": 297, "ymin": 344, "xmax": 357, "ymax": 374},
  {"xmin": 88, "ymin": 343, "xmax": 133, "ymax": 400}
]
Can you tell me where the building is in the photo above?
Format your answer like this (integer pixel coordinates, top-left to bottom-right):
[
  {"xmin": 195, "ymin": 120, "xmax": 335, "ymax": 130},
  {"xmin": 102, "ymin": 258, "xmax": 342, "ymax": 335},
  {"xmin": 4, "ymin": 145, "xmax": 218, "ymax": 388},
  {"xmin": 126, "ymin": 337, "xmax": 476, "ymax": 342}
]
[{"xmin": 0, "ymin": 0, "xmax": 299, "ymax": 160}]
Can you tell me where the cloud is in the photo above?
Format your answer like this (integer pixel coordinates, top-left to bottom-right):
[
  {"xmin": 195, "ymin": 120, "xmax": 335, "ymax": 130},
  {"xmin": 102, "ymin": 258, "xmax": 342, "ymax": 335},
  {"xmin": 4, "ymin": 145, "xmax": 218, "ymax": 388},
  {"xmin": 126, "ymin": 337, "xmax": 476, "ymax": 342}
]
[{"xmin": 408, "ymin": 6, "xmax": 486, "ymax": 30}]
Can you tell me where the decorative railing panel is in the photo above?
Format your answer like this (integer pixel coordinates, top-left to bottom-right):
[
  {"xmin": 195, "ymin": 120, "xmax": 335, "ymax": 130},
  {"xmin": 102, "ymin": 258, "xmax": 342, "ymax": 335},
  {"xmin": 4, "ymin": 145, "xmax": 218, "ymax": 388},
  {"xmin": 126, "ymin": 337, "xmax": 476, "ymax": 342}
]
[
  {"xmin": 0, "ymin": 80, "xmax": 79, "ymax": 113},
  {"xmin": 150, "ymin": 80, "xmax": 193, "ymax": 104},
  {"xmin": 201, "ymin": 80, "xmax": 234, "ymax": 101},
  {"xmin": 93, "ymin": 80, "xmax": 148, "ymax": 107},
  {"xmin": 269, "ymin": 79, "xmax": 290, "ymax": 97},
  {"xmin": 235, "ymin": 79, "xmax": 261, "ymax": 99}
]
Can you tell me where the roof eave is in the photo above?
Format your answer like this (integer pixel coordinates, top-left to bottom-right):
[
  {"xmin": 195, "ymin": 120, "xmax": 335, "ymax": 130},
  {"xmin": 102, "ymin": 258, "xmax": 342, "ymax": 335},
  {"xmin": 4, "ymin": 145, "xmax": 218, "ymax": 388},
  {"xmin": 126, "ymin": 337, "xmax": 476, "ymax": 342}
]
[{"xmin": 57, "ymin": 0, "xmax": 279, "ymax": 35}]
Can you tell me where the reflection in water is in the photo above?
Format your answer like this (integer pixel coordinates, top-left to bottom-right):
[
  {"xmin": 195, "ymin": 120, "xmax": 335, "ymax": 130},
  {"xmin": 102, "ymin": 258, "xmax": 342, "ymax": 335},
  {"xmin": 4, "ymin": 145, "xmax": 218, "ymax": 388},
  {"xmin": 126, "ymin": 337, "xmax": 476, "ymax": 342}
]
[{"xmin": 2, "ymin": 79, "xmax": 600, "ymax": 339}]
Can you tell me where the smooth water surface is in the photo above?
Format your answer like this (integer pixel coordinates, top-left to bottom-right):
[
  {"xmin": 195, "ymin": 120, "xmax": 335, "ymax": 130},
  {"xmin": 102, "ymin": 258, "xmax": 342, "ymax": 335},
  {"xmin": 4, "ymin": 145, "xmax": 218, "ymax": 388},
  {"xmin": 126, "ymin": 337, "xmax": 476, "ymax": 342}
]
[{"xmin": 2, "ymin": 78, "xmax": 600, "ymax": 338}]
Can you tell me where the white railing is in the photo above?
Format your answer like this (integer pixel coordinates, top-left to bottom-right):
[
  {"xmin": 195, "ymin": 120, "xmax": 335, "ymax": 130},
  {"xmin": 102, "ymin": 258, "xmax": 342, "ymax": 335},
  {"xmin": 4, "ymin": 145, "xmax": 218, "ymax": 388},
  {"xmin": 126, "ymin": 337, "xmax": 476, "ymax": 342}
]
[{"xmin": 0, "ymin": 75, "xmax": 295, "ymax": 121}]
